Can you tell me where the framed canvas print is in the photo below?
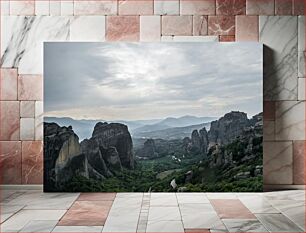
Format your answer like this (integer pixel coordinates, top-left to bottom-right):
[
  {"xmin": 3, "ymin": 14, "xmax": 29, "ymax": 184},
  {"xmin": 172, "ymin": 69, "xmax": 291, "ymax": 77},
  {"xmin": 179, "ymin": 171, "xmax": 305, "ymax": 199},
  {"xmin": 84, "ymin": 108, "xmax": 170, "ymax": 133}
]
[{"xmin": 44, "ymin": 42, "xmax": 263, "ymax": 192}]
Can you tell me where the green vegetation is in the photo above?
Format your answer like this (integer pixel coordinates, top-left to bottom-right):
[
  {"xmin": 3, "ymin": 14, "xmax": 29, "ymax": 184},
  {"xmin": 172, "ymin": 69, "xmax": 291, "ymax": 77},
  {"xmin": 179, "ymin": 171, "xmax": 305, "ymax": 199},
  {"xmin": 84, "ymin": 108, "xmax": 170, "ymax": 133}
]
[{"xmin": 62, "ymin": 136, "xmax": 263, "ymax": 192}]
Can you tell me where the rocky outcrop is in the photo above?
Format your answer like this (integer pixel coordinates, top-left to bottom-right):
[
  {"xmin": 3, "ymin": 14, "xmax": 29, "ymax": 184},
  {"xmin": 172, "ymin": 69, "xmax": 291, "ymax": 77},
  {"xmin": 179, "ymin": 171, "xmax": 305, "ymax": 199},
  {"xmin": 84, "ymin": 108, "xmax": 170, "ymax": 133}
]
[
  {"xmin": 208, "ymin": 111, "xmax": 250, "ymax": 146},
  {"xmin": 91, "ymin": 122, "xmax": 134, "ymax": 169},
  {"xmin": 191, "ymin": 130, "xmax": 201, "ymax": 151},
  {"xmin": 187, "ymin": 127, "xmax": 209, "ymax": 155},
  {"xmin": 44, "ymin": 122, "xmax": 134, "ymax": 191},
  {"xmin": 44, "ymin": 123, "xmax": 87, "ymax": 191}
]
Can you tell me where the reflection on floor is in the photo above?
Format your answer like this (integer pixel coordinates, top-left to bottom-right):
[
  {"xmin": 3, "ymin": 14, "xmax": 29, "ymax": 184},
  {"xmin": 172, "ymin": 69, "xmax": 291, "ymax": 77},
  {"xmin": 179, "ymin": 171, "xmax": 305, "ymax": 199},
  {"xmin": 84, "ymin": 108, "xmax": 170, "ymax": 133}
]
[{"xmin": 0, "ymin": 189, "xmax": 304, "ymax": 232}]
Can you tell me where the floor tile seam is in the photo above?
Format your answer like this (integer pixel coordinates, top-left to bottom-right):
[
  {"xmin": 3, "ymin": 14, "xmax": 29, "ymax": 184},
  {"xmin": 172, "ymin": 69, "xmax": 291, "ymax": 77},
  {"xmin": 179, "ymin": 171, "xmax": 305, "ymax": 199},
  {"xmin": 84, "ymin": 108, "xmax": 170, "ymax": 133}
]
[
  {"xmin": 0, "ymin": 203, "xmax": 27, "ymax": 225},
  {"xmin": 136, "ymin": 192, "xmax": 149, "ymax": 232}
]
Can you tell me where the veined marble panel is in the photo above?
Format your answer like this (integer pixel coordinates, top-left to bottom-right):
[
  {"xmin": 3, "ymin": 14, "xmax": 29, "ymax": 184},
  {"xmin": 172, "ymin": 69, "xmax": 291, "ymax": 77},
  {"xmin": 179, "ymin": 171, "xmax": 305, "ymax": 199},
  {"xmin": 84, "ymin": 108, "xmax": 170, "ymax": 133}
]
[
  {"xmin": 298, "ymin": 16, "xmax": 305, "ymax": 78},
  {"xmin": 275, "ymin": 101, "xmax": 305, "ymax": 140},
  {"xmin": 259, "ymin": 16, "xmax": 298, "ymax": 100},
  {"xmin": 1, "ymin": 16, "xmax": 70, "ymax": 74},
  {"xmin": 70, "ymin": 16, "xmax": 106, "ymax": 42},
  {"xmin": 263, "ymin": 141, "xmax": 293, "ymax": 184}
]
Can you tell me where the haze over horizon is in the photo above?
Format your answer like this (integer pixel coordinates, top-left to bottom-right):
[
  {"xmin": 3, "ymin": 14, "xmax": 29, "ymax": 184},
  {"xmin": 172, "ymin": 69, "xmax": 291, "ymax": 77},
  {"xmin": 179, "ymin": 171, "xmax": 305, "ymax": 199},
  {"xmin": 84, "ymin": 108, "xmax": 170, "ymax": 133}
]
[{"xmin": 44, "ymin": 42, "xmax": 263, "ymax": 121}]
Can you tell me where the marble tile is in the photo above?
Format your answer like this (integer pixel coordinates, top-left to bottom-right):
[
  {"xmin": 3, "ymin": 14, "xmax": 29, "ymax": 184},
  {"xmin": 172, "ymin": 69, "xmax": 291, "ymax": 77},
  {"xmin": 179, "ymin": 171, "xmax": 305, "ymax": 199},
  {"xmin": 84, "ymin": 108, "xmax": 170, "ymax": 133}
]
[
  {"xmin": 0, "ymin": 101, "xmax": 20, "ymax": 140},
  {"xmin": 154, "ymin": 0, "xmax": 179, "ymax": 15},
  {"xmin": 74, "ymin": 1, "xmax": 117, "ymax": 15},
  {"xmin": 293, "ymin": 140, "xmax": 305, "ymax": 184},
  {"xmin": 275, "ymin": 0, "xmax": 293, "ymax": 15},
  {"xmin": 21, "ymin": 192, "xmax": 79, "ymax": 210},
  {"xmin": 78, "ymin": 193, "xmax": 116, "ymax": 201},
  {"xmin": 246, "ymin": 0, "xmax": 274, "ymax": 15},
  {"xmin": 59, "ymin": 201, "xmax": 113, "ymax": 226},
  {"xmin": 146, "ymin": 221, "xmax": 184, "ymax": 233},
  {"xmin": 177, "ymin": 193, "xmax": 210, "ymax": 204},
  {"xmin": 1, "ymin": 191, "xmax": 26, "ymax": 203},
  {"xmin": 180, "ymin": 203, "xmax": 213, "ymax": 217},
  {"xmin": 256, "ymin": 213, "xmax": 303, "ymax": 232},
  {"xmin": 263, "ymin": 141, "xmax": 293, "ymax": 184},
  {"xmin": 208, "ymin": 16, "xmax": 235, "ymax": 36},
  {"xmin": 150, "ymin": 193, "xmax": 177, "ymax": 206},
  {"xmin": 263, "ymin": 190, "xmax": 305, "ymax": 201},
  {"xmin": 268, "ymin": 200, "xmax": 305, "ymax": 230},
  {"xmin": 1, "ymin": 16, "xmax": 70, "ymax": 74},
  {"xmin": 0, "ymin": 209, "xmax": 66, "ymax": 232},
  {"xmin": 20, "ymin": 220, "xmax": 58, "ymax": 232},
  {"xmin": 1, "ymin": 0, "xmax": 10, "ymax": 15},
  {"xmin": 223, "ymin": 219, "xmax": 268, "ymax": 232},
  {"xmin": 119, "ymin": 0, "xmax": 153, "ymax": 15},
  {"xmin": 34, "ymin": 101, "xmax": 43, "ymax": 140},
  {"xmin": 239, "ymin": 196, "xmax": 279, "ymax": 213},
  {"xmin": 275, "ymin": 101, "xmax": 305, "ymax": 140},
  {"xmin": 263, "ymin": 101, "xmax": 275, "ymax": 120},
  {"xmin": 210, "ymin": 199, "xmax": 256, "ymax": 219},
  {"xmin": 180, "ymin": 0, "xmax": 215, "ymax": 15},
  {"xmin": 1, "ymin": 204, "xmax": 25, "ymax": 223},
  {"xmin": 293, "ymin": 0, "xmax": 305, "ymax": 15},
  {"xmin": 20, "ymin": 118, "xmax": 35, "ymax": 140},
  {"xmin": 10, "ymin": 0, "xmax": 35, "ymax": 15},
  {"xmin": 162, "ymin": 16, "xmax": 192, "ymax": 36},
  {"xmin": 106, "ymin": 16, "xmax": 139, "ymax": 41},
  {"xmin": 70, "ymin": 16, "xmax": 106, "ymax": 41},
  {"xmin": 140, "ymin": 16, "xmax": 161, "ymax": 41},
  {"xmin": 35, "ymin": 1, "xmax": 50, "ymax": 15},
  {"xmin": 206, "ymin": 193, "xmax": 237, "ymax": 199},
  {"xmin": 219, "ymin": 35, "xmax": 235, "ymax": 42},
  {"xmin": 115, "ymin": 192, "xmax": 143, "ymax": 199},
  {"xmin": 50, "ymin": 1, "xmax": 61, "ymax": 16},
  {"xmin": 20, "ymin": 101, "xmax": 35, "ymax": 117},
  {"xmin": 18, "ymin": 75, "xmax": 42, "ymax": 100},
  {"xmin": 61, "ymin": 1, "xmax": 74, "ymax": 16},
  {"xmin": 52, "ymin": 226, "xmax": 104, "ymax": 232},
  {"xmin": 182, "ymin": 211, "xmax": 223, "ymax": 229},
  {"xmin": 102, "ymin": 205, "xmax": 141, "ymax": 232},
  {"xmin": 0, "ymin": 68, "xmax": 18, "ymax": 100},
  {"xmin": 21, "ymin": 141, "xmax": 43, "ymax": 184},
  {"xmin": 216, "ymin": 0, "xmax": 246, "ymax": 15},
  {"xmin": 148, "ymin": 206, "xmax": 181, "ymax": 221},
  {"xmin": 263, "ymin": 120, "xmax": 275, "ymax": 141},
  {"xmin": 298, "ymin": 16, "xmax": 305, "ymax": 78},
  {"xmin": 298, "ymin": 78, "xmax": 305, "ymax": 100},
  {"xmin": 193, "ymin": 16, "xmax": 208, "ymax": 36},
  {"xmin": 161, "ymin": 36, "xmax": 218, "ymax": 42},
  {"xmin": 259, "ymin": 16, "xmax": 298, "ymax": 100},
  {"xmin": 236, "ymin": 15, "xmax": 258, "ymax": 41}
]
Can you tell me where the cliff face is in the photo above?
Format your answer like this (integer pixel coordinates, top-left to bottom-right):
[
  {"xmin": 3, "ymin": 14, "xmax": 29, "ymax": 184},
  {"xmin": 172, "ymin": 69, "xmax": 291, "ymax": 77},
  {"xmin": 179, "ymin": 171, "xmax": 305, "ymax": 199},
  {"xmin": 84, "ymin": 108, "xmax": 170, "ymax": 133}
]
[
  {"xmin": 190, "ymin": 128, "xmax": 209, "ymax": 155},
  {"xmin": 208, "ymin": 111, "xmax": 250, "ymax": 146},
  {"xmin": 44, "ymin": 122, "xmax": 134, "ymax": 191},
  {"xmin": 44, "ymin": 123, "xmax": 86, "ymax": 190},
  {"xmin": 92, "ymin": 122, "xmax": 134, "ymax": 169}
]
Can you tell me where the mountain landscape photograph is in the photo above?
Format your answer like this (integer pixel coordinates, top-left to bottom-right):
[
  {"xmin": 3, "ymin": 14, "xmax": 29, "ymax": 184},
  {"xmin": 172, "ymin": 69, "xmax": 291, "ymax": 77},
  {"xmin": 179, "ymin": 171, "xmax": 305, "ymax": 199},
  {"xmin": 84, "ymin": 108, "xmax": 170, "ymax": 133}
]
[{"xmin": 44, "ymin": 42, "xmax": 263, "ymax": 192}]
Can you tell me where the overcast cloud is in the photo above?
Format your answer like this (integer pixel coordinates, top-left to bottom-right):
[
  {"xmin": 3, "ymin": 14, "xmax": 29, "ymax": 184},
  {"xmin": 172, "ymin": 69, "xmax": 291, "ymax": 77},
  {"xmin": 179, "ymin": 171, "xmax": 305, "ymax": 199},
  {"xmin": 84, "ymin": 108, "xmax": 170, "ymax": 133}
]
[{"xmin": 44, "ymin": 42, "xmax": 263, "ymax": 121}]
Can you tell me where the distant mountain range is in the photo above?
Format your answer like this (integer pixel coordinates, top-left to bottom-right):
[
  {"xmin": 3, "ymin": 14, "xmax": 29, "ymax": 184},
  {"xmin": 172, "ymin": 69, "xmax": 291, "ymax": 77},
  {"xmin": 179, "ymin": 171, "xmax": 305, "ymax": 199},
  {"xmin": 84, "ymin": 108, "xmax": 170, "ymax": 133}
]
[
  {"xmin": 44, "ymin": 115, "xmax": 217, "ymax": 140},
  {"xmin": 133, "ymin": 122, "xmax": 212, "ymax": 140}
]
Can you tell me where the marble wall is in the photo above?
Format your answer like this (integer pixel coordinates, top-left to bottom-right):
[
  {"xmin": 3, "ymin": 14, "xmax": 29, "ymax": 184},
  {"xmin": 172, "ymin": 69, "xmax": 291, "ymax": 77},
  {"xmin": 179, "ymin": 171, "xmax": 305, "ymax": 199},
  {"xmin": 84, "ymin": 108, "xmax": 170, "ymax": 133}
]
[{"xmin": 0, "ymin": 0, "xmax": 305, "ymax": 188}]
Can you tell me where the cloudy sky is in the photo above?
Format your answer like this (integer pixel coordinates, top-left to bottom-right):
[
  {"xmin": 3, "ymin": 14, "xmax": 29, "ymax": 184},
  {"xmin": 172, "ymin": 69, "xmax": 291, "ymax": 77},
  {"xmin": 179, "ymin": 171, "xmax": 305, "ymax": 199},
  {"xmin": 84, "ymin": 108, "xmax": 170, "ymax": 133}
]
[{"xmin": 44, "ymin": 42, "xmax": 262, "ymax": 121}]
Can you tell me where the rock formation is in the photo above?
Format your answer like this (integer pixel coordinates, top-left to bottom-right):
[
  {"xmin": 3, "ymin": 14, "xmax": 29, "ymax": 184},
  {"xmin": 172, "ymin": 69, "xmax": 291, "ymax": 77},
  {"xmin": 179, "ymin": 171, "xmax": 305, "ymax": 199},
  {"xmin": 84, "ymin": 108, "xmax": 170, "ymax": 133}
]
[
  {"xmin": 187, "ymin": 127, "xmax": 209, "ymax": 155},
  {"xmin": 208, "ymin": 111, "xmax": 250, "ymax": 146},
  {"xmin": 44, "ymin": 123, "xmax": 87, "ymax": 190},
  {"xmin": 44, "ymin": 122, "xmax": 134, "ymax": 191},
  {"xmin": 91, "ymin": 122, "xmax": 134, "ymax": 169}
]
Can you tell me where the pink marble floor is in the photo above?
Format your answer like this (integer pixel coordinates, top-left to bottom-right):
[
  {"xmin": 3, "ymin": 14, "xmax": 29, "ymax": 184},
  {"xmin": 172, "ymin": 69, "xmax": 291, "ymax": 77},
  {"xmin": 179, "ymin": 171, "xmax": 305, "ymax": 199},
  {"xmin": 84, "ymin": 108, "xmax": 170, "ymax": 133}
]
[{"xmin": 0, "ymin": 190, "xmax": 304, "ymax": 232}]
